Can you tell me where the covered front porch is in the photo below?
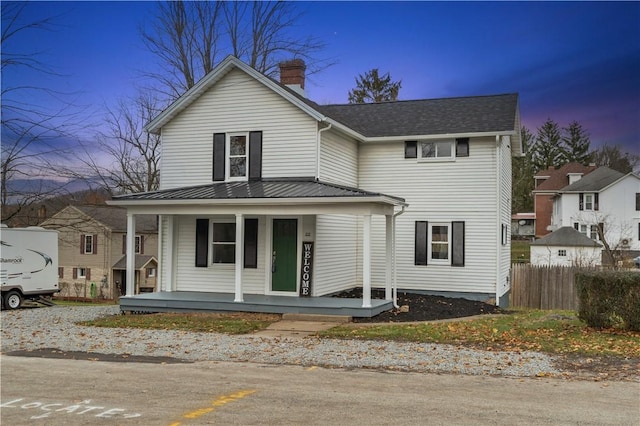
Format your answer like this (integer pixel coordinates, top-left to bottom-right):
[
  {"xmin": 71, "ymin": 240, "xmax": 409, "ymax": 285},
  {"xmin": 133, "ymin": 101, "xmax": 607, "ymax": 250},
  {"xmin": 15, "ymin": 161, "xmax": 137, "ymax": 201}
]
[{"xmin": 119, "ymin": 290, "xmax": 393, "ymax": 317}]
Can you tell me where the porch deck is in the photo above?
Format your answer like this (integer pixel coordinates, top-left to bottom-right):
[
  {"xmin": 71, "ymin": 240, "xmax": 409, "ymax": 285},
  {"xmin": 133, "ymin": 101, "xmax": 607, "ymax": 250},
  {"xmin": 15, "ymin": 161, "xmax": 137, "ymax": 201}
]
[{"xmin": 119, "ymin": 291, "xmax": 393, "ymax": 318}]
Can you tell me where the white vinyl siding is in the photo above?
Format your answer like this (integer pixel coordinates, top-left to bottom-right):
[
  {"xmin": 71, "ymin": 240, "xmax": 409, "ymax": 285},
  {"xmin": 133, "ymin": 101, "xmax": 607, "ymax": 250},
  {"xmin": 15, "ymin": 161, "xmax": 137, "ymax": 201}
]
[
  {"xmin": 314, "ymin": 214, "xmax": 358, "ymax": 295},
  {"xmin": 169, "ymin": 215, "xmax": 266, "ymax": 294},
  {"xmin": 359, "ymin": 137, "xmax": 500, "ymax": 295},
  {"xmin": 319, "ymin": 129, "xmax": 358, "ymax": 186},
  {"xmin": 498, "ymin": 135, "xmax": 513, "ymax": 298},
  {"xmin": 160, "ymin": 68, "xmax": 318, "ymax": 189}
]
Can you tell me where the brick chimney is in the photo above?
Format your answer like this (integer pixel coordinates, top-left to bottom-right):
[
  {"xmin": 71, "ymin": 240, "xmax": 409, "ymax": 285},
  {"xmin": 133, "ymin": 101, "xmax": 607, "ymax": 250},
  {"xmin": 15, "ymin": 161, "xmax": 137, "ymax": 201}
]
[{"xmin": 279, "ymin": 59, "xmax": 306, "ymax": 96}]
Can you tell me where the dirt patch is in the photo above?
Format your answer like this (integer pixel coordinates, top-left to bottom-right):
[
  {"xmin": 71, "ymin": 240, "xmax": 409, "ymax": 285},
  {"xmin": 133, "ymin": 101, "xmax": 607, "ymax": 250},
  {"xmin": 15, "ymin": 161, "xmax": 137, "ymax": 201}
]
[{"xmin": 334, "ymin": 288, "xmax": 504, "ymax": 323}]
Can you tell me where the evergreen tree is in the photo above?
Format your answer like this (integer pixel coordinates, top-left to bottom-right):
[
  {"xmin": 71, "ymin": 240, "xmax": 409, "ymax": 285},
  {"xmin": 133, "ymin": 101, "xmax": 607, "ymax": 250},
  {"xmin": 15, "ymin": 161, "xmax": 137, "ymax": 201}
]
[
  {"xmin": 348, "ymin": 68, "xmax": 402, "ymax": 103},
  {"xmin": 560, "ymin": 120, "xmax": 592, "ymax": 164},
  {"xmin": 531, "ymin": 118, "xmax": 563, "ymax": 172},
  {"xmin": 512, "ymin": 126, "xmax": 535, "ymax": 213}
]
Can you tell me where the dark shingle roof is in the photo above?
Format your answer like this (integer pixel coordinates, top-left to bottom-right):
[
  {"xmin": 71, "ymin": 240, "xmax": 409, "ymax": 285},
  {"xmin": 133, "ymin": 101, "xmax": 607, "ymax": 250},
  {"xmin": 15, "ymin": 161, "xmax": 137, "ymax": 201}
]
[
  {"xmin": 74, "ymin": 206, "xmax": 158, "ymax": 232},
  {"xmin": 314, "ymin": 94, "xmax": 519, "ymax": 138},
  {"xmin": 533, "ymin": 163, "xmax": 598, "ymax": 191},
  {"xmin": 560, "ymin": 167, "xmax": 625, "ymax": 192},
  {"xmin": 112, "ymin": 179, "xmax": 405, "ymax": 204},
  {"xmin": 531, "ymin": 227, "xmax": 601, "ymax": 247}
]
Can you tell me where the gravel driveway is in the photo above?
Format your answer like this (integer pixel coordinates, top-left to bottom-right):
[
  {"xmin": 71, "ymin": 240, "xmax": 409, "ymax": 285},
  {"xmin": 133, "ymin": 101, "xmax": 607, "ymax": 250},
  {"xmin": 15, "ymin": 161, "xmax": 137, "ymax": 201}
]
[{"xmin": 2, "ymin": 305, "xmax": 561, "ymax": 377}]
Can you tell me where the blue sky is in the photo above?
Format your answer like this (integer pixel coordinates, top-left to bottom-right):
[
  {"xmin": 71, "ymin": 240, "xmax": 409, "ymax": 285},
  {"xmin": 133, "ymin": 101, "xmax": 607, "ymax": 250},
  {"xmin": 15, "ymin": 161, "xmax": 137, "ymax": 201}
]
[{"xmin": 3, "ymin": 1, "xmax": 640, "ymax": 155}]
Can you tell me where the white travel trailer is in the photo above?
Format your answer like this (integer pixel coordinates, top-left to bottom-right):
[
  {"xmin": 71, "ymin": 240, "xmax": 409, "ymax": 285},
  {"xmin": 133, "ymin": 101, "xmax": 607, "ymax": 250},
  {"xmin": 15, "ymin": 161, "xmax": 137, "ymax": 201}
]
[{"xmin": 0, "ymin": 225, "xmax": 59, "ymax": 309}]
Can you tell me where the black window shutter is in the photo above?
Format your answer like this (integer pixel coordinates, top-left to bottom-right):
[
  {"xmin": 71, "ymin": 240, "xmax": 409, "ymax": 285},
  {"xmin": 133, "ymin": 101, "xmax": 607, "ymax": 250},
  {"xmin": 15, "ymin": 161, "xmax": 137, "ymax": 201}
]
[
  {"xmin": 579, "ymin": 193, "xmax": 584, "ymax": 210},
  {"xmin": 213, "ymin": 133, "xmax": 226, "ymax": 181},
  {"xmin": 195, "ymin": 219, "xmax": 209, "ymax": 267},
  {"xmin": 122, "ymin": 235, "xmax": 126, "ymax": 254},
  {"xmin": 86, "ymin": 268, "xmax": 91, "ymax": 280},
  {"xmin": 80, "ymin": 235, "xmax": 85, "ymax": 254},
  {"xmin": 405, "ymin": 141, "xmax": 417, "ymax": 159},
  {"xmin": 244, "ymin": 218, "xmax": 259, "ymax": 268},
  {"xmin": 248, "ymin": 131, "xmax": 262, "ymax": 181},
  {"xmin": 73, "ymin": 268, "xmax": 77, "ymax": 279},
  {"xmin": 636, "ymin": 193, "xmax": 640, "ymax": 211},
  {"xmin": 93, "ymin": 234, "xmax": 98, "ymax": 255},
  {"xmin": 455, "ymin": 138, "xmax": 469, "ymax": 157},
  {"xmin": 594, "ymin": 193, "xmax": 599, "ymax": 211},
  {"xmin": 414, "ymin": 221, "xmax": 428, "ymax": 265},
  {"xmin": 140, "ymin": 235, "xmax": 145, "ymax": 254},
  {"xmin": 452, "ymin": 221, "xmax": 465, "ymax": 267}
]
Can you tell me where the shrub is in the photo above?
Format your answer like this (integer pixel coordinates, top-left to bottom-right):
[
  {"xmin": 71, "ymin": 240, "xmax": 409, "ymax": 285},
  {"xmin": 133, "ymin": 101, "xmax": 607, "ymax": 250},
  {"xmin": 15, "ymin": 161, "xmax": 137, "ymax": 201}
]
[{"xmin": 575, "ymin": 270, "xmax": 640, "ymax": 331}]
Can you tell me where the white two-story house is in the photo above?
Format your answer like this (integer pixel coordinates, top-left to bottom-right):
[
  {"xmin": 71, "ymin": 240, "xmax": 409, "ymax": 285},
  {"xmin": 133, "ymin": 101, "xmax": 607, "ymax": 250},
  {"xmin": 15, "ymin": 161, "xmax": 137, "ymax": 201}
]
[
  {"xmin": 547, "ymin": 166, "xmax": 640, "ymax": 264},
  {"xmin": 110, "ymin": 56, "xmax": 521, "ymax": 315}
]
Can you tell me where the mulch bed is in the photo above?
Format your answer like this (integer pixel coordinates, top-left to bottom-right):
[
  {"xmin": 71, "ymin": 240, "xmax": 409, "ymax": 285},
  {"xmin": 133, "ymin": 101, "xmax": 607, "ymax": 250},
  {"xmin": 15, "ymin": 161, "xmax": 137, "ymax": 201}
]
[{"xmin": 334, "ymin": 288, "xmax": 504, "ymax": 323}]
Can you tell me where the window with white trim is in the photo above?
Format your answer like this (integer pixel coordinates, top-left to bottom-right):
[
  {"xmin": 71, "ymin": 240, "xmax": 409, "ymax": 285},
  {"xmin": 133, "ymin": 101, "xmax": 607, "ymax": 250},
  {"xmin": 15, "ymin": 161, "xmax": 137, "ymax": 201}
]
[
  {"xmin": 84, "ymin": 235, "xmax": 93, "ymax": 254},
  {"xmin": 78, "ymin": 267, "xmax": 87, "ymax": 278},
  {"xmin": 148, "ymin": 267, "xmax": 156, "ymax": 277},
  {"xmin": 415, "ymin": 221, "xmax": 465, "ymax": 266},
  {"xmin": 211, "ymin": 221, "xmax": 236, "ymax": 264},
  {"xmin": 227, "ymin": 133, "xmax": 248, "ymax": 181},
  {"xmin": 420, "ymin": 140, "xmax": 454, "ymax": 160},
  {"xmin": 430, "ymin": 224, "xmax": 450, "ymax": 261},
  {"xmin": 584, "ymin": 194, "xmax": 593, "ymax": 210}
]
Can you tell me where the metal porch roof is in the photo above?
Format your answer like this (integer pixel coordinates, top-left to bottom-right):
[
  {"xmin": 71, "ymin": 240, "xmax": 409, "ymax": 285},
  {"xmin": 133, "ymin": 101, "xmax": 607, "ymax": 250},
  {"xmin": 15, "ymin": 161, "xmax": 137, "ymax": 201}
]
[{"xmin": 111, "ymin": 179, "xmax": 406, "ymax": 205}]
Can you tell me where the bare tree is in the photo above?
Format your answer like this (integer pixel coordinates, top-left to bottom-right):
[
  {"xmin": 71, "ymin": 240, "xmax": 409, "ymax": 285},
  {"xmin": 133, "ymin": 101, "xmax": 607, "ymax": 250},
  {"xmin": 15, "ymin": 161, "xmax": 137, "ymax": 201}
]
[
  {"xmin": 68, "ymin": 90, "xmax": 163, "ymax": 196},
  {"xmin": 1, "ymin": 2, "xmax": 83, "ymax": 224},
  {"xmin": 140, "ymin": 0, "xmax": 327, "ymax": 100}
]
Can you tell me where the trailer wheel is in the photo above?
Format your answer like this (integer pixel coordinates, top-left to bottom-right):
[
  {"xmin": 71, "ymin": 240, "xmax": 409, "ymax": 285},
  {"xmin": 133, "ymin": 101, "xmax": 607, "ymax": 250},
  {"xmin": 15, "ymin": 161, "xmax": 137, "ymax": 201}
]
[{"xmin": 4, "ymin": 291, "xmax": 23, "ymax": 310}]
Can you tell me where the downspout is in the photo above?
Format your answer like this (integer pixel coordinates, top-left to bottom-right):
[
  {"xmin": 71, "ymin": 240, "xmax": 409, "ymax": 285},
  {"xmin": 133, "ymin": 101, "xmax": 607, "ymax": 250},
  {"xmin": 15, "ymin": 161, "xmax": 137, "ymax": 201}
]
[
  {"xmin": 316, "ymin": 122, "xmax": 332, "ymax": 180},
  {"xmin": 392, "ymin": 205, "xmax": 406, "ymax": 308},
  {"xmin": 495, "ymin": 135, "xmax": 502, "ymax": 305}
]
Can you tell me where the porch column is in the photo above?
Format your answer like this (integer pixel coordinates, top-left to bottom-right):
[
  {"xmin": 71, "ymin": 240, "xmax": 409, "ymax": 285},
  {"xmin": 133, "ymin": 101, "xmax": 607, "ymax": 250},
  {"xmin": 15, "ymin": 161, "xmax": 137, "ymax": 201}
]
[
  {"xmin": 234, "ymin": 213, "xmax": 244, "ymax": 302},
  {"xmin": 362, "ymin": 214, "xmax": 372, "ymax": 308},
  {"xmin": 385, "ymin": 214, "xmax": 392, "ymax": 300},
  {"xmin": 164, "ymin": 215, "xmax": 175, "ymax": 292},
  {"xmin": 125, "ymin": 213, "xmax": 136, "ymax": 297}
]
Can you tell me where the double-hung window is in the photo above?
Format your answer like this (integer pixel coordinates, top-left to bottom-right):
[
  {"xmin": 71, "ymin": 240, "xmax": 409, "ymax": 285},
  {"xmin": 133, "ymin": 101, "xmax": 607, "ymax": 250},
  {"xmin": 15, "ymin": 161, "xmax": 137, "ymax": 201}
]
[
  {"xmin": 430, "ymin": 224, "xmax": 450, "ymax": 261},
  {"xmin": 84, "ymin": 235, "xmax": 93, "ymax": 254},
  {"xmin": 227, "ymin": 134, "xmax": 248, "ymax": 181},
  {"xmin": 212, "ymin": 221, "xmax": 236, "ymax": 264},
  {"xmin": 415, "ymin": 221, "xmax": 465, "ymax": 266}
]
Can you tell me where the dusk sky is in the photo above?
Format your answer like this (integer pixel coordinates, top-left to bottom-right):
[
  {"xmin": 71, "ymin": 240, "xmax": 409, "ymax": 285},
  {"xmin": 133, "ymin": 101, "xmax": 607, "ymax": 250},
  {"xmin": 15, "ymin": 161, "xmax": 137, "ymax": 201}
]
[{"xmin": 3, "ymin": 1, "xmax": 640, "ymax": 156}]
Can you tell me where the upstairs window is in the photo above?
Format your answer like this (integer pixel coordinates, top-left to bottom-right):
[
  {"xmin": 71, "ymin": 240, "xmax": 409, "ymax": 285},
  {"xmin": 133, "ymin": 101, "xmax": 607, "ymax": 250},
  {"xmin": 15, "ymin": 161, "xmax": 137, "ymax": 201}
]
[
  {"xmin": 420, "ymin": 140, "xmax": 453, "ymax": 160},
  {"xmin": 80, "ymin": 234, "xmax": 97, "ymax": 255},
  {"xmin": 228, "ymin": 134, "xmax": 248, "ymax": 181},
  {"xmin": 579, "ymin": 193, "xmax": 599, "ymax": 211},
  {"xmin": 213, "ymin": 131, "xmax": 262, "ymax": 182},
  {"xmin": 406, "ymin": 138, "xmax": 467, "ymax": 160}
]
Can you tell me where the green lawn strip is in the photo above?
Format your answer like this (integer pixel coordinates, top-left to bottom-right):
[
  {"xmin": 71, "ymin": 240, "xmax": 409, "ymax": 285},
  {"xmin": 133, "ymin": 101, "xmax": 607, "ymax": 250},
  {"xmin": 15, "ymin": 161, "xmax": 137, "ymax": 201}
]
[
  {"xmin": 319, "ymin": 310, "xmax": 640, "ymax": 358},
  {"xmin": 78, "ymin": 312, "xmax": 281, "ymax": 335}
]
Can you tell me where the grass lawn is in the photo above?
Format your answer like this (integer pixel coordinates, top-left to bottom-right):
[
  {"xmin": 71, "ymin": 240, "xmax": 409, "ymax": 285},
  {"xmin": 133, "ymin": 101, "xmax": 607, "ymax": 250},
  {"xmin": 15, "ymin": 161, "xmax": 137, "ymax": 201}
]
[
  {"xmin": 511, "ymin": 240, "xmax": 531, "ymax": 263},
  {"xmin": 318, "ymin": 309, "xmax": 640, "ymax": 358},
  {"xmin": 78, "ymin": 312, "xmax": 281, "ymax": 334}
]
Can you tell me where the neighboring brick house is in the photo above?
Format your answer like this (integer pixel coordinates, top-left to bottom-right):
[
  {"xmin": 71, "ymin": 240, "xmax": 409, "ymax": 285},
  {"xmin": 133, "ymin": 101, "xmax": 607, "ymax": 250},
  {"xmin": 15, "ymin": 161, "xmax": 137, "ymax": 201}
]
[
  {"xmin": 532, "ymin": 163, "xmax": 597, "ymax": 238},
  {"xmin": 39, "ymin": 205, "xmax": 158, "ymax": 299}
]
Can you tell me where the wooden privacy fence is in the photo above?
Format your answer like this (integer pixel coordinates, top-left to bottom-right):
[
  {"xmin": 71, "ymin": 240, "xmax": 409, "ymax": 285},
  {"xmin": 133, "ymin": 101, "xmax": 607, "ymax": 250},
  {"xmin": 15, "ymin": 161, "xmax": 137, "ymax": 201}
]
[{"xmin": 510, "ymin": 264, "xmax": 595, "ymax": 310}]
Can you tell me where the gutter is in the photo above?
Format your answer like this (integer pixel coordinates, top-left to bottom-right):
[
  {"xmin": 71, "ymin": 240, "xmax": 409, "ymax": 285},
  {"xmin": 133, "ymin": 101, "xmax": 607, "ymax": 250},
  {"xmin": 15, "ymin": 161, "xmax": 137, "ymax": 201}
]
[
  {"xmin": 392, "ymin": 205, "xmax": 406, "ymax": 308},
  {"xmin": 316, "ymin": 122, "xmax": 332, "ymax": 180}
]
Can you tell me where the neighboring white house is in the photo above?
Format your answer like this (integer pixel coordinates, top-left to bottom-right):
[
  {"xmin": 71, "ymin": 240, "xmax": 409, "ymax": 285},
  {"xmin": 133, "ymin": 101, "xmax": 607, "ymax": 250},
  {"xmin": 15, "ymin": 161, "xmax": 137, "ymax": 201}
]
[
  {"xmin": 530, "ymin": 226, "xmax": 602, "ymax": 266},
  {"xmin": 109, "ymin": 55, "xmax": 521, "ymax": 311},
  {"xmin": 549, "ymin": 166, "xmax": 640, "ymax": 263}
]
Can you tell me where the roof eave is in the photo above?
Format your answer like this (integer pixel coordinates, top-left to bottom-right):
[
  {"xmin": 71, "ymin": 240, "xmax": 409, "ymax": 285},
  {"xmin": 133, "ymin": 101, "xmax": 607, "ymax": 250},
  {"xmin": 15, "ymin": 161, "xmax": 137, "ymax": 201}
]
[
  {"xmin": 361, "ymin": 129, "xmax": 517, "ymax": 143},
  {"xmin": 108, "ymin": 195, "xmax": 407, "ymax": 208}
]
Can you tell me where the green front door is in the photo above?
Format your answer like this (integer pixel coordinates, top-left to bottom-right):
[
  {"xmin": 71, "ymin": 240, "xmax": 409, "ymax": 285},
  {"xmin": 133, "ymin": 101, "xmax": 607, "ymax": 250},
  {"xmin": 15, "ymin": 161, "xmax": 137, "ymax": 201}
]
[{"xmin": 271, "ymin": 219, "xmax": 297, "ymax": 292}]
